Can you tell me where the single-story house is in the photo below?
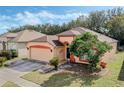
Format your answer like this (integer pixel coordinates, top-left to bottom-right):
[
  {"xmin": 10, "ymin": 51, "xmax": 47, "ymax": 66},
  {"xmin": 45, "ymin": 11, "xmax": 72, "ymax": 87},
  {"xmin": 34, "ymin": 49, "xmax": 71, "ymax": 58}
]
[
  {"xmin": 0, "ymin": 32, "xmax": 17, "ymax": 50},
  {"xmin": 8, "ymin": 27, "xmax": 117, "ymax": 63},
  {"xmin": 57, "ymin": 27, "xmax": 117, "ymax": 63},
  {"xmin": 9, "ymin": 30, "xmax": 46, "ymax": 57}
]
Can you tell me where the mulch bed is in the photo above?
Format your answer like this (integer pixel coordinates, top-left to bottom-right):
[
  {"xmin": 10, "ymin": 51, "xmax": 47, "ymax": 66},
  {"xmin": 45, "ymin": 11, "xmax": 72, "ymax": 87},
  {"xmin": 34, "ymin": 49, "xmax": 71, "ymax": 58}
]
[{"xmin": 59, "ymin": 63, "xmax": 108, "ymax": 77}]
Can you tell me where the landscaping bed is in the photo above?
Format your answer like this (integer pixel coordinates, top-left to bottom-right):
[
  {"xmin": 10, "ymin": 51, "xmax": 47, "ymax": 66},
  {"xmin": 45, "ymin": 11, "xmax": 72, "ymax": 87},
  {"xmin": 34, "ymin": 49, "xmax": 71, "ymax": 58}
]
[
  {"xmin": 21, "ymin": 52, "xmax": 124, "ymax": 87},
  {"xmin": 62, "ymin": 63, "xmax": 102, "ymax": 76},
  {"xmin": 0, "ymin": 50, "xmax": 18, "ymax": 67}
]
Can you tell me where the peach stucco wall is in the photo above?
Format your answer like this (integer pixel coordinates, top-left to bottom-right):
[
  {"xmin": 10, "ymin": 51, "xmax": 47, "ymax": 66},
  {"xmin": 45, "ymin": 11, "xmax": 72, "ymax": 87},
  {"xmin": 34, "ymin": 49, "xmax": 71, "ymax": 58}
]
[
  {"xmin": 102, "ymin": 42, "xmax": 117, "ymax": 61},
  {"xmin": 54, "ymin": 47, "xmax": 65, "ymax": 61},
  {"xmin": 26, "ymin": 38, "xmax": 117, "ymax": 63},
  {"xmin": 59, "ymin": 36, "xmax": 74, "ymax": 44},
  {"xmin": 27, "ymin": 42, "xmax": 66, "ymax": 62}
]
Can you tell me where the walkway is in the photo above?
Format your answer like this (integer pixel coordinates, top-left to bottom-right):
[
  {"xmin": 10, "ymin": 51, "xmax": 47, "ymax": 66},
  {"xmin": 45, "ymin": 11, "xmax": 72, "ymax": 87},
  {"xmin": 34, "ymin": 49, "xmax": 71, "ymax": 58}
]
[{"xmin": 0, "ymin": 68, "xmax": 40, "ymax": 87}]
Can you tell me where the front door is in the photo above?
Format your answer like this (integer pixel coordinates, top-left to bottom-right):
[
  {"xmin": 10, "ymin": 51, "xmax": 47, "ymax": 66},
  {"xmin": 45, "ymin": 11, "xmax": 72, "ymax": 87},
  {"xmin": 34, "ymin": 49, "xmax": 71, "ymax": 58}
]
[{"xmin": 66, "ymin": 47, "xmax": 70, "ymax": 59}]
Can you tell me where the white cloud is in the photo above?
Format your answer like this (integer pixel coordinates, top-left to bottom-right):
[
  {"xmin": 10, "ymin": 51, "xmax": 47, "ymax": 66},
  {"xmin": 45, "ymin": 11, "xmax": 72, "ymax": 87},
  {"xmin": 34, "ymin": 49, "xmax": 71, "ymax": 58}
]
[
  {"xmin": 15, "ymin": 10, "xmax": 87, "ymax": 25},
  {"xmin": 37, "ymin": 11, "xmax": 86, "ymax": 20},
  {"xmin": 0, "ymin": 15, "xmax": 11, "ymax": 21},
  {"xmin": 16, "ymin": 12, "xmax": 42, "ymax": 25},
  {"xmin": 0, "ymin": 10, "xmax": 88, "ymax": 34}
]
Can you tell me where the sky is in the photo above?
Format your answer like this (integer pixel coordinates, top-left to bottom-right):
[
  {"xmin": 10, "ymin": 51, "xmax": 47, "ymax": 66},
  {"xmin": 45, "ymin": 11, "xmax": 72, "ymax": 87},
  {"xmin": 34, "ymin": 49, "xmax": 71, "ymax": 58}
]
[{"xmin": 0, "ymin": 6, "xmax": 122, "ymax": 34}]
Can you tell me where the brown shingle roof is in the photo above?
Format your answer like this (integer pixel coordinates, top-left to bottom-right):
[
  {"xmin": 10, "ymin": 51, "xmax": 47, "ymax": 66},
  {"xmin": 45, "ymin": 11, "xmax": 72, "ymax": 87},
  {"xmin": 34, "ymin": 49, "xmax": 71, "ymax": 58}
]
[
  {"xmin": 47, "ymin": 35, "xmax": 64, "ymax": 46},
  {"xmin": 31, "ymin": 35, "xmax": 64, "ymax": 47},
  {"xmin": 72, "ymin": 27, "xmax": 118, "ymax": 43},
  {"xmin": 58, "ymin": 27, "xmax": 117, "ymax": 43},
  {"xmin": 6, "ymin": 33, "xmax": 17, "ymax": 38},
  {"xmin": 31, "ymin": 36, "xmax": 47, "ymax": 42},
  {"xmin": 10, "ymin": 30, "xmax": 46, "ymax": 42},
  {"xmin": 0, "ymin": 32, "xmax": 17, "ymax": 42},
  {"xmin": 57, "ymin": 30, "xmax": 81, "ymax": 36}
]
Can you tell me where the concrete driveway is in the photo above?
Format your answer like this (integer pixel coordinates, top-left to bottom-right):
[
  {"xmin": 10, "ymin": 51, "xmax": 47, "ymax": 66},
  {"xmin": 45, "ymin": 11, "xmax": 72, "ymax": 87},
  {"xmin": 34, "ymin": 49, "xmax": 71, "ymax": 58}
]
[
  {"xmin": 8, "ymin": 60, "xmax": 48, "ymax": 72},
  {"xmin": 0, "ymin": 60, "xmax": 47, "ymax": 87}
]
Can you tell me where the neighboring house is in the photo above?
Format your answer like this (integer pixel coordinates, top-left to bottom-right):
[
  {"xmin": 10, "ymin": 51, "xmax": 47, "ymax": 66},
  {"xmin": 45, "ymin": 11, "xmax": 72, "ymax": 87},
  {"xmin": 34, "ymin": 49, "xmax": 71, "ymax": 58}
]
[
  {"xmin": 0, "ymin": 32, "xmax": 17, "ymax": 50},
  {"xmin": 7, "ymin": 27, "xmax": 117, "ymax": 63},
  {"xmin": 10, "ymin": 30, "xmax": 46, "ymax": 58}
]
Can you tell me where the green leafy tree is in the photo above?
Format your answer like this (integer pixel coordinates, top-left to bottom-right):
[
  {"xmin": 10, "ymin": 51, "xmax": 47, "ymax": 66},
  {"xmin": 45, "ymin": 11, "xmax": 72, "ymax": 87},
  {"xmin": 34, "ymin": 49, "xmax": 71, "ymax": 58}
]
[
  {"xmin": 70, "ymin": 32, "xmax": 112, "ymax": 72},
  {"xmin": 87, "ymin": 11, "xmax": 107, "ymax": 33},
  {"xmin": 107, "ymin": 7, "xmax": 124, "ymax": 20},
  {"xmin": 106, "ymin": 15, "xmax": 124, "ymax": 45}
]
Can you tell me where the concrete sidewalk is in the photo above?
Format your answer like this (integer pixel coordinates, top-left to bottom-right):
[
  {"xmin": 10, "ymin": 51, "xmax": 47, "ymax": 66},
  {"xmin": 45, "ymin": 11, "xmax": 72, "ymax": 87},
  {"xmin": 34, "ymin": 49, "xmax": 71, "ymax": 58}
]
[
  {"xmin": 0, "ymin": 68, "xmax": 40, "ymax": 87},
  {"xmin": 0, "ymin": 78, "xmax": 6, "ymax": 86}
]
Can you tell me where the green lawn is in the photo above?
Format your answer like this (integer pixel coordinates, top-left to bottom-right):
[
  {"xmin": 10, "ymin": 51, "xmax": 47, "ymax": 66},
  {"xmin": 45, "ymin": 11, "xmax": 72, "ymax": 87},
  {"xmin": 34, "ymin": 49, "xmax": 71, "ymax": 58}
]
[
  {"xmin": 21, "ymin": 52, "xmax": 124, "ymax": 87},
  {"xmin": 2, "ymin": 81, "xmax": 19, "ymax": 87}
]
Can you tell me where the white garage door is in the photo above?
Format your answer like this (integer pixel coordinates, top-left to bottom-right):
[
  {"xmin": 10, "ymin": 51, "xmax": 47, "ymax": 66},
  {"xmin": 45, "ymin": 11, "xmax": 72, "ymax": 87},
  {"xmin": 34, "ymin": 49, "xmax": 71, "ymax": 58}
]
[{"xmin": 30, "ymin": 47, "xmax": 53, "ymax": 62}]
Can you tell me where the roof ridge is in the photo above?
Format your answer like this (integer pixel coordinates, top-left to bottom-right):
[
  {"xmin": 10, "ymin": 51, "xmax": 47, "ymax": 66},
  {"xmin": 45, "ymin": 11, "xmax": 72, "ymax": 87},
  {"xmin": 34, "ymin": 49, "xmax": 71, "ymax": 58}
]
[
  {"xmin": 77, "ymin": 27, "xmax": 117, "ymax": 42},
  {"xmin": 16, "ymin": 31, "xmax": 25, "ymax": 42},
  {"xmin": 29, "ymin": 35, "xmax": 47, "ymax": 42},
  {"xmin": 79, "ymin": 27, "xmax": 117, "ymax": 41},
  {"xmin": 0, "ymin": 32, "xmax": 9, "ymax": 37}
]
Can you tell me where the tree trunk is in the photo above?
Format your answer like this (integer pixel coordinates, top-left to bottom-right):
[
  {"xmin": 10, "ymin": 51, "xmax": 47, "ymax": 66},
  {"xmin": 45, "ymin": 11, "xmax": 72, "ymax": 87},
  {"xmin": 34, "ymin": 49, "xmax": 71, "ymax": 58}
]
[
  {"xmin": 2, "ymin": 41, "xmax": 6, "ymax": 51},
  {"xmin": 55, "ymin": 65, "xmax": 58, "ymax": 70},
  {"xmin": 0, "ymin": 61, "xmax": 3, "ymax": 66}
]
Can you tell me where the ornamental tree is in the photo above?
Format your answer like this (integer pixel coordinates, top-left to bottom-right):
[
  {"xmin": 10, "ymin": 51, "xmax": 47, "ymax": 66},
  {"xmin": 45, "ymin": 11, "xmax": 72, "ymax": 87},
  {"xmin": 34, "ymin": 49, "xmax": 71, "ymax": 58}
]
[{"xmin": 69, "ymin": 32, "xmax": 112, "ymax": 72}]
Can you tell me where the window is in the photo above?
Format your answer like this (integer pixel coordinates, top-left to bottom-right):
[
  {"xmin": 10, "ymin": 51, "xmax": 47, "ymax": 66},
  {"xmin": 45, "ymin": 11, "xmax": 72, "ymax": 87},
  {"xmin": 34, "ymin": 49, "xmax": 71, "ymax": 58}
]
[
  {"xmin": 90, "ymin": 49, "xmax": 96, "ymax": 55},
  {"xmin": 80, "ymin": 54, "xmax": 88, "ymax": 60},
  {"xmin": 79, "ymin": 49, "xmax": 97, "ymax": 62}
]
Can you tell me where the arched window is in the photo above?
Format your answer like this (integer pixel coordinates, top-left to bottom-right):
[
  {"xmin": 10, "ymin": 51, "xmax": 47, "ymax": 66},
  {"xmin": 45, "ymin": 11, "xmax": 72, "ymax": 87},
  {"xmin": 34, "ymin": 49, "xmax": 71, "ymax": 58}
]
[{"xmin": 64, "ymin": 41, "xmax": 69, "ymax": 46}]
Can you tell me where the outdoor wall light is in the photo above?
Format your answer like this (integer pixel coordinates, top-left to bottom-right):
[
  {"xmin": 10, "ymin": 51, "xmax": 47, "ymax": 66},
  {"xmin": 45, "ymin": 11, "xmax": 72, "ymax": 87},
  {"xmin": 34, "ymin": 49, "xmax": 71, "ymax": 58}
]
[
  {"xmin": 27, "ymin": 47, "xmax": 29, "ymax": 50},
  {"xmin": 51, "ymin": 49, "xmax": 52, "ymax": 52}
]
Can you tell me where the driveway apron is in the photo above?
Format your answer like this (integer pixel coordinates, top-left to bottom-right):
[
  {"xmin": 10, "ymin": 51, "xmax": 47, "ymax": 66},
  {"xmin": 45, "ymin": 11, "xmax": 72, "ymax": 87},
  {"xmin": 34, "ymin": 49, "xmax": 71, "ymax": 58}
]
[{"xmin": 0, "ymin": 68, "xmax": 40, "ymax": 87}]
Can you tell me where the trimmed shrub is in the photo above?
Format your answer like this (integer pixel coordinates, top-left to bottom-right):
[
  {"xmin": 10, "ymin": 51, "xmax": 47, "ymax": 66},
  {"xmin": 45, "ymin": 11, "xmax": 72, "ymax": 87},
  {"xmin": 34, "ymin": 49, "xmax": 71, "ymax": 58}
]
[
  {"xmin": 0, "ymin": 50, "xmax": 17, "ymax": 59},
  {"xmin": 1, "ymin": 50, "xmax": 11, "ymax": 60},
  {"xmin": 50, "ymin": 57, "xmax": 59, "ymax": 70},
  {"xmin": 0, "ymin": 51, "xmax": 2, "ymax": 56},
  {"xmin": 0, "ymin": 57, "xmax": 7, "ymax": 66},
  {"xmin": 22, "ymin": 58, "xmax": 28, "ymax": 60},
  {"xmin": 11, "ymin": 49, "xmax": 18, "ymax": 58}
]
